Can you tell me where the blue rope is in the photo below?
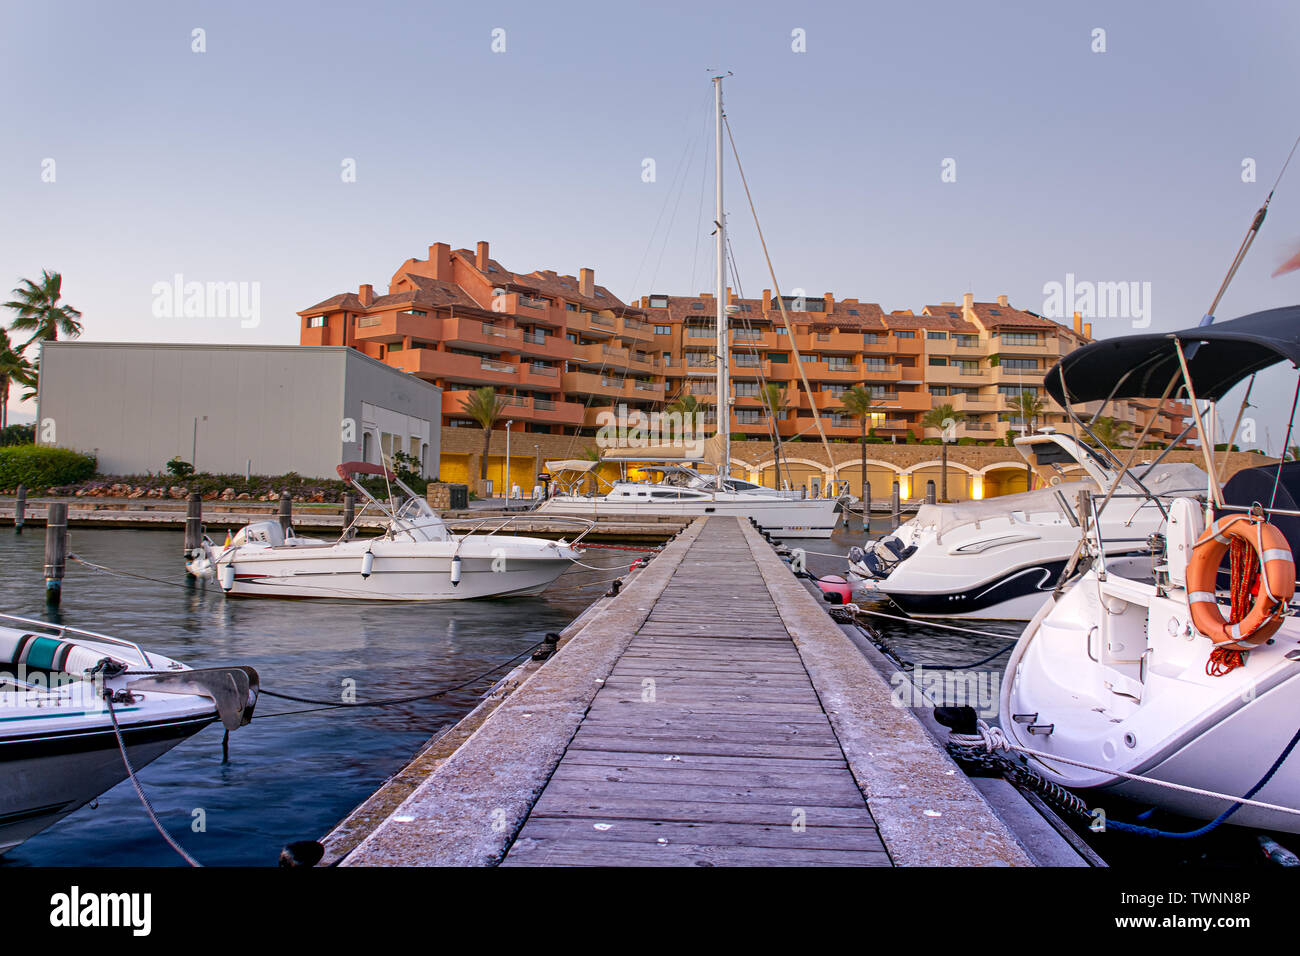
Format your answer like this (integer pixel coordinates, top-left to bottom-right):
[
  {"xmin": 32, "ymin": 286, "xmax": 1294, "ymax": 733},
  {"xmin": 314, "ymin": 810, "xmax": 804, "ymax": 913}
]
[{"xmin": 1105, "ymin": 721, "xmax": 1300, "ymax": 839}]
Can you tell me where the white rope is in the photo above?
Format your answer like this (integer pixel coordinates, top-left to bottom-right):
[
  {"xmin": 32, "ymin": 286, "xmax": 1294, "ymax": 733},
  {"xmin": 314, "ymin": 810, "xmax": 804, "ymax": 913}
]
[
  {"xmin": 954, "ymin": 719, "xmax": 1300, "ymax": 818},
  {"xmin": 842, "ymin": 602, "xmax": 1018, "ymax": 642}
]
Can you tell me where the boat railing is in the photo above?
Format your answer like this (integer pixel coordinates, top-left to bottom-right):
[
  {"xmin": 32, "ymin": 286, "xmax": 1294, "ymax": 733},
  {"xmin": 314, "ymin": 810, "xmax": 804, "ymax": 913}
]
[
  {"xmin": 453, "ymin": 512, "xmax": 599, "ymax": 548},
  {"xmin": 0, "ymin": 612, "xmax": 154, "ymax": 668}
]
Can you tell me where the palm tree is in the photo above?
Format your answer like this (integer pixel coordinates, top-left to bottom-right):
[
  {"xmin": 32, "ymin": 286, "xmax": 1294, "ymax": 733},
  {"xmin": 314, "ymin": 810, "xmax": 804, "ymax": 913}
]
[
  {"xmin": 1012, "ymin": 391, "xmax": 1045, "ymax": 490},
  {"xmin": 839, "ymin": 386, "xmax": 883, "ymax": 505},
  {"xmin": 0, "ymin": 330, "xmax": 35, "ymax": 430},
  {"xmin": 921, "ymin": 403, "xmax": 967, "ymax": 501},
  {"xmin": 4, "ymin": 270, "xmax": 83, "ymax": 350},
  {"xmin": 461, "ymin": 386, "xmax": 504, "ymax": 483},
  {"xmin": 1089, "ymin": 416, "xmax": 1133, "ymax": 450}
]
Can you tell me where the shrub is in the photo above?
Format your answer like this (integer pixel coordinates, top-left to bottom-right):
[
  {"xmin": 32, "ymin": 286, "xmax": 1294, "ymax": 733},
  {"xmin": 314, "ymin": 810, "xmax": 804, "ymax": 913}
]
[
  {"xmin": 166, "ymin": 456, "xmax": 195, "ymax": 478},
  {"xmin": 0, "ymin": 445, "xmax": 97, "ymax": 491},
  {"xmin": 0, "ymin": 424, "xmax": 35, "ymax": 447}
]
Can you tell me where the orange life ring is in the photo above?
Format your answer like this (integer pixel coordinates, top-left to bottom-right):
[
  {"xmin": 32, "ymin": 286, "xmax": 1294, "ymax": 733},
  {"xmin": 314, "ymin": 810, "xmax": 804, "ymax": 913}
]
[{"xmin": 1186, "ymin": 514, "xmax": 1295, "ymax": 650}]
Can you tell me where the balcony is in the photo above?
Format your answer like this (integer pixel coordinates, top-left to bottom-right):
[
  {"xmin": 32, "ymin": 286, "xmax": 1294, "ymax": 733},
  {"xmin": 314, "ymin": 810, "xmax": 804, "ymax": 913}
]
[
  {"xmin": 518, "ymin": 362, "xmax": 562, "ymax": 391},
  {"xmin": 927, "ymin": 364, "xmax": 991, "ymax": 385},
  {"xmin": 442, "ymin": 390, "xmax": 583, "ymax": 427},
  {"xmin": 796, "ymin": 331, "xmax": 867, "ymax": 354},
  {"xmin": 566, "ymin": 310, "xmax": 618, "ymax": 338},
  {"xmin": 385, "ymin": 348, "xmax": 518, "ymax": 387},
  {"xmin": 353, "ymin": 310, "xmax": 439, "ymax": 345},
  {"xmin": 619, "ymin": 317, "xmax": 654, "ymax": 343}
]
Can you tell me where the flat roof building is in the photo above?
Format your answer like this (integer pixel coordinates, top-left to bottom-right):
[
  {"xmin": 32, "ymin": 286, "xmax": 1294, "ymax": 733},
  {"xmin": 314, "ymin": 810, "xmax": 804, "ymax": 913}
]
[{"xmin": 35, "ymin": 343, "xmax": 441, "ymax": 479}]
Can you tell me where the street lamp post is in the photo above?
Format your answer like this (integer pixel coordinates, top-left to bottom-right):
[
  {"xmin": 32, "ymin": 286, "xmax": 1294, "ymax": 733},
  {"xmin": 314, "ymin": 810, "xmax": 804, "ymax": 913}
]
[{"xmin": 504, "ymin": 420, "xmax": 513, "ymax": 499}]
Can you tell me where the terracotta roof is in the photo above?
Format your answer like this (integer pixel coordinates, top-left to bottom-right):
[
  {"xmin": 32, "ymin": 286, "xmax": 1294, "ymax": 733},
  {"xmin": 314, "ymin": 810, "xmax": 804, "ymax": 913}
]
[
  {"xmin": 890, "ymin": 311, "xmax": 979, "ymax": 333},
  {"xmin": 451, "ymin": 250, "xmax": 641, "ymax": 316},
  {"xmin": 298, "ymin": 292, "xmax": 366, "ymax": 315},
  {"xmin": 642, "ymin": 295, "xmax": 888, "ymax": 328}
]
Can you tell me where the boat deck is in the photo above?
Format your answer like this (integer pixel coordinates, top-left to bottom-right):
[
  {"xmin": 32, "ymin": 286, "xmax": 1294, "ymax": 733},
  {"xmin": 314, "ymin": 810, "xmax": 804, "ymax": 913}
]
[{"xmin": 338, "ymin": 516, "xmax": 1031, "ymax": 866}]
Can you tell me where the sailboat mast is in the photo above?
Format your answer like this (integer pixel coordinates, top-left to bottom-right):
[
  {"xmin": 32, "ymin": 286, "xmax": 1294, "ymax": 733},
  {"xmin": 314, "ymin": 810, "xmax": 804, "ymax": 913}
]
[{"xmin": 713, "ymin": 74, "xmax": 731, "ymax": 480}]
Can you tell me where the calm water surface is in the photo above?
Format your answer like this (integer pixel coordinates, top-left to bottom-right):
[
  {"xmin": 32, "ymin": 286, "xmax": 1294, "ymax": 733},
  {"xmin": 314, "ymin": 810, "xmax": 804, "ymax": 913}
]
[{"xmin": 0, "ymin": 527, "xmax": 628, "ymax": 866}]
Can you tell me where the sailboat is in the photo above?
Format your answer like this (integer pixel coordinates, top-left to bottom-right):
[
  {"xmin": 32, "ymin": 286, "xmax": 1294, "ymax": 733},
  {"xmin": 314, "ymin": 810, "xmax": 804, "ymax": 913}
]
[
  {"xmin": 534, "ymin": 74, "xmax": 843, "ymax": 539},
  {"xmin": 999, "ymin": 306, "xmax": 1300, "ymax": 832}
]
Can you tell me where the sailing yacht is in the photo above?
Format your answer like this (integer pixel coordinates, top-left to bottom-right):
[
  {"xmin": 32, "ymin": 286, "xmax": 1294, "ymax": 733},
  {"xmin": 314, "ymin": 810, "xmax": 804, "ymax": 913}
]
[
  {"xmin": 533, "ymin": 74, "xmax": 844, "ymax": 539},
  {"xmin": 1000, "ymin": 306, "xmax": 1300, "ymax": 832}
]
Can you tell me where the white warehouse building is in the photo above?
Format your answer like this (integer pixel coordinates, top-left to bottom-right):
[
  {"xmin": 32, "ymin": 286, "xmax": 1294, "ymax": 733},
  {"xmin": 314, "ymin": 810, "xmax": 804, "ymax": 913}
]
[{"xmin": 35, "ymin": 343, "xmax": 442, "ymax": 479}]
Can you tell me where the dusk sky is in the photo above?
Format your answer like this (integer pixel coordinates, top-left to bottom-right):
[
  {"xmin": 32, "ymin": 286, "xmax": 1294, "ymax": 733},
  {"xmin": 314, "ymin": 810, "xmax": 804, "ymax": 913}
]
[{"xmin": 4, "ymin": 0, "xmax": 1300, "ymax": 448}]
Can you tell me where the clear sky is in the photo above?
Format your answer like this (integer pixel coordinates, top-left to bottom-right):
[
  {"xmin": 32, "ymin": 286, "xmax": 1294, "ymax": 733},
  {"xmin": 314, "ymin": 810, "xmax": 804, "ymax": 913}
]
[{"xmin": 4, "ymin": 0, "xmax": 1300, "ymax": 449}]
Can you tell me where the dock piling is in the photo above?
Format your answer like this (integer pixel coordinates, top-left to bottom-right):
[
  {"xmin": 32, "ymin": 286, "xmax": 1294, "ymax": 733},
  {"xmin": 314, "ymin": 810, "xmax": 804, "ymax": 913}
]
[
  {"xmin": 14, "ymin": 484, "xmax": 25, "ymax": 535},
  {"xmin": 342, "ymin": 493, "xmax": 355, "ymax": 539},
  {"xmin": 891, "ymin": 481, "xmax": 901, "ymax": 528},
  {"xmin": 926, "ymin": 480, "xmax": 936, "ymax": 505},
  {"xmin": 279, "ymin": 490, "xmax": 292, "ymax": 534},
  {"xmin": 184, "ymin": 492, "xmax": 203, "ymax": 574},
  {"xmin": 44, "ymin": 502, "xmax": 68, "ymax": 604}
]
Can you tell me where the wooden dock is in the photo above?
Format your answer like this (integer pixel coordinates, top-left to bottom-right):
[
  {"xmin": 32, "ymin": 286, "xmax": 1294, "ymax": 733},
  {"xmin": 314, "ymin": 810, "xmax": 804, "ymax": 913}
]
[
  {"xmin": 338, "ymin": 516, "xmax": 1032, "ymax": 867},
  {"xmin": 0, "ymin": 499, "xmax": 688, "ymax": 542}
]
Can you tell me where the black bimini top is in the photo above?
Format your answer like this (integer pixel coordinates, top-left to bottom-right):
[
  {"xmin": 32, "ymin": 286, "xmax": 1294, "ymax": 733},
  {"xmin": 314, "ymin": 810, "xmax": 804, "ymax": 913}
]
[{"xmin": 1045, "ymin": 305, "xmax": 1300, "ymax": 406}]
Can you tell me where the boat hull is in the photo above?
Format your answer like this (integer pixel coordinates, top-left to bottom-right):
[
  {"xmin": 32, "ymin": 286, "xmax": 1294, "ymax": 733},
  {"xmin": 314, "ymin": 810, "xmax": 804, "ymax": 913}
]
[
  {"xmin": 217, "ymin": 537, "xmax": 577, "ymax": 600},
  {"xmin": 0, "ymin": 712, "xmax": 214, "ymax": 854}
]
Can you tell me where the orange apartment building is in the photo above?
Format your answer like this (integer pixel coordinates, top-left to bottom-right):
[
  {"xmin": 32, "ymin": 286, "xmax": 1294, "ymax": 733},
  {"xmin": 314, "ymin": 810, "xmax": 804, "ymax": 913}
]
[{"xmin": 298, "ymin": 241, "xmax": 1191, "ymax": 445}]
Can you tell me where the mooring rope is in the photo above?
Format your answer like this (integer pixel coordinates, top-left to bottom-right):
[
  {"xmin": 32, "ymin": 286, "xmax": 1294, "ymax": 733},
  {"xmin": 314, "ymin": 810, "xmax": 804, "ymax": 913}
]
[{"xmin": 104, "ymin": 692, "xmax": 202, "ymax": 866}]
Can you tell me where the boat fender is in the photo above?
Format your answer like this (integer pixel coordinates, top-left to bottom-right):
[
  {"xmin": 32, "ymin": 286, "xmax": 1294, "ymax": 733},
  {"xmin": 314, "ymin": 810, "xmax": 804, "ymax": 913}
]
[
  {"xmin": 1187, "ymin": 514, "xmax": 1295, "ymax": 649},
  {"xmin": 219, "ymin": 564, "xmax": 235, "ymax": 591},
  {"xmin": 815, "ymin": 575, "xmax": 853, "ymax": 605},
  {"xmin": 361, "ymin": 550, "xmax": 374, "ymax": 579},
  {"xmin": 450, "ymin": 554, "xmax": 462, "ymax": 587}
]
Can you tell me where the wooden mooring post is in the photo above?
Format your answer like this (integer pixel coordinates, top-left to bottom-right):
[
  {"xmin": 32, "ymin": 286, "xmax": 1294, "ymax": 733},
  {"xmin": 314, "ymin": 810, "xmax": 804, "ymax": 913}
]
[
  {"xmin": 13, "ymin": 484, "xmax": 25, "ymax": 535},
  {"xmin": 891, "ymin": 481, "xmax": 901, "ymax": 529},
  {"xmin": 279, "ymin": 490, "xmax": 293, "ymax": 534},
  {"xmin": 926, "ymin": 480, "xmax": 936, "ymax": 505},
  {"xmin": 342, "ymin": 492, "xmax": 355, "ymax": 539},
  {"xmin": 184, "ymin": 492, "xmax": 203, "ymax": 575},
  {"xmin": 44, "ymin": 502, "xmax": 68, "ymax": 605}
]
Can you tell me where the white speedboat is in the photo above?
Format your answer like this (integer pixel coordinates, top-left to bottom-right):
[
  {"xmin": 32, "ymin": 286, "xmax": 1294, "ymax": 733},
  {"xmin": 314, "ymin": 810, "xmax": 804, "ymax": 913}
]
[
  {"xmin": 1000, "ymin": 305, "xmax": 1300, "ymax": 833},
  {"xmin": 847, "ymin": 431, "xmax": 1207, "ymax": 619},
  {"xmin": 535, "ymin": 461, "xmax": 842, "ymax": 539},
  {"xmin": 195, "ymin": 462, "xmax": 589, "ymax": 600},
  {"xmin": 0, "ymin": 614, "xmax": 257, "ymax": 854}
]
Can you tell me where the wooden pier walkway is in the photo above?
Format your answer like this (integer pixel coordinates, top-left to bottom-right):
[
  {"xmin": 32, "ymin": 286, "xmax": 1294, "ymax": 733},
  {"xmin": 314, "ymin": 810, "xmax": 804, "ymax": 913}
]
[
  {"xmin": 339, "ymin": 516, "xmax": 1031, "ymax": 867},
  {"xmin": 504, "ymin": 517, "xmax": 886, "ymax": 865}
]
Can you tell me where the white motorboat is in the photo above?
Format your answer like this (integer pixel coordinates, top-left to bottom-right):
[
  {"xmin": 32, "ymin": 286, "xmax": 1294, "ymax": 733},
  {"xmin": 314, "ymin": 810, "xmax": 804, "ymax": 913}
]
[
  {"xmin": 535, "ymin": 460, "xmax": 843, "ymax": 539},
  {"xmin": 847, "ymin": 431, "xmax": 1207, "ymax": 619},
  {"xmin": 194, "ymin": 462, "xmax": 589, "ymax": 600},
  {"xmin": 0, "ymin": 613, "xmax": 257, "ymax": 854},
  {"xmin": 1000, "ymin": 305, "xmax": 1300, "ymax": 833}
]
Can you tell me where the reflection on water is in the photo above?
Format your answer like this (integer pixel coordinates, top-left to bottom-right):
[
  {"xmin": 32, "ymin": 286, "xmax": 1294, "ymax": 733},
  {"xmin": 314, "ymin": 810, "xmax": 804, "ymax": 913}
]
[{"xmin": 0, "ymin": 527, "xmax": 627, "ymax": 866}]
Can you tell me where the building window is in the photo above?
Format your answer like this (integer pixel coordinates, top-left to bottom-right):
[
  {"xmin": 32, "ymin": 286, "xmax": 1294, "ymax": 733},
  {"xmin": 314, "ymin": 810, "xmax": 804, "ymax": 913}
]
[
  {"xmin": 927, "ymin": 331, "xmax": 947, "ymax": 340},
  {"xmin": 999, "ymin": 385, "xmax": 1039, "ymax": 397},
  {"xmin": 894, "ymin": 330, "xmax": 915, "ymax": 338},
  {"xmin": 954, "ymin": 334, "xmax": 979, "ymax": 347},
  {"xmin": 1000, "ymin": 332, "xmax": 1040, "ymax": 346},
  {"xmin": 928, "ymin": 356, "xmax": 948, "ymax": 366},
  {"xmin": 399, "ymin": 309, "xmax": 427, "ymax": 316},
  {"xmin": 931, "ymin": 386, "xmax": 948, "ymax": 396},
  {"xmin": 863, "ymin": 332, "xmax": 881, "ymax": 344},
  {"xmin": 690, "ymin": 302, "xmax": 705, "ymax": 310},
  {"xmin": 649, "ymin": 295, "xmax": 669, "ymax": 308},
  {"xmin": 848, "ymin": 309, "xmax": 860, "ymax": 316},
  {"xmin": 769, "ymin": 352, "xmax": 789, "ymax": 363},
  {"xmin": 1002, "ymin": 358, "xmax": 1038, "ymax": 371},
  {"xmin": 307, "ymin": 315, "xmax": 327, "ymax": 328},
  {"xmin": 734, "ymin": 382, "xmax": 760, "ymax": 397},
  {"xmin": 654, "ymin": 325, "xmax": 671, "ymax": 335}
]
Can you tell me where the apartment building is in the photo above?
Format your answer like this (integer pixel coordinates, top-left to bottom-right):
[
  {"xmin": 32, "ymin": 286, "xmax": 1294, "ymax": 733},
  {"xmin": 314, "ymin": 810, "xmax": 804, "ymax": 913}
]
[
  {"xmin": 298, "ymin": 240, "xmax": 1190, "ymax": 444},
  {"xmin": 640, "ymin": 290, "xmax": 1191, "ymax": 445},
  {"xmin": 299, "ymin": 241, "xmax": 663, "ymax": 434}
]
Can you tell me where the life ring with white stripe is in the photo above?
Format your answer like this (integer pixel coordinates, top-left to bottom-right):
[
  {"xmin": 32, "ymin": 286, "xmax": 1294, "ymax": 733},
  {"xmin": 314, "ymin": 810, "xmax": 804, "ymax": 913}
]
[{"xmin": 1186, "ymin": 514, "xmax": 1295, "ymax": 650}]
